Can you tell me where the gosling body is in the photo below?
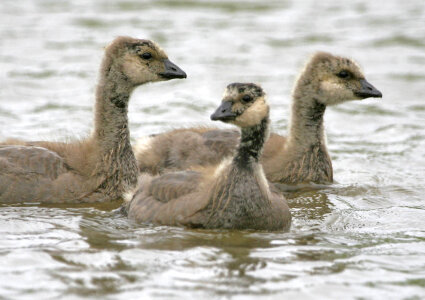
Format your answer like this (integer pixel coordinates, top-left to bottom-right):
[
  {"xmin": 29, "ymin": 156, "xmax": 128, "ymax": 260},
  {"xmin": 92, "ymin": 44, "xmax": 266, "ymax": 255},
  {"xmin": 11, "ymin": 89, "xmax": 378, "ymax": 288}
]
[
  {"xmin": 126, "ymin": 83, "xmax": 291, "ymax": 231},
  {"xmin": 0, "ymin": 36, "xmax": 186, "ymax": 204},
  {"xmin": 135, "ymin": 52, "xmax": 382, "ymax": 185}
]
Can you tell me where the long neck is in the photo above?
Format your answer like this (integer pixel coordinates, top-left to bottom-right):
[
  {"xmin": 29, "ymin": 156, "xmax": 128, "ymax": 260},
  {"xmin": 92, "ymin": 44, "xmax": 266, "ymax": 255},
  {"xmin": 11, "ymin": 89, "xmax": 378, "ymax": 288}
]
[
  {"xmin": 265, "ymin": 73, "xmax": 333, "ymax": 185},
  {"xmin": 233, "ymin": 117, "xmax": 270, "ymax": 168},
  {"xmin": 204, "ymin": 117, "xmax": 272, "ymax": 229},
  {"xmin": 287, "ymin": 88, "xmax": 326, "ymax": 151},
  {"xmin": 93, "ymin": 62, "xmax": 134, "ymax": 153},
  {"xmin": 89, "ymin": 58, "xmax": 139, "ymax": 198}
]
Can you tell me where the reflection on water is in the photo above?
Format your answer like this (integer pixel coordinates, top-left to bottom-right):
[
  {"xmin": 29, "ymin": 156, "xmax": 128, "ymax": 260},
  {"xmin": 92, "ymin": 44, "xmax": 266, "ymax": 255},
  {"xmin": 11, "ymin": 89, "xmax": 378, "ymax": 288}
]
[{"xmin": 1, "ymin": 0, "xmax": 425, "ymax": 298}]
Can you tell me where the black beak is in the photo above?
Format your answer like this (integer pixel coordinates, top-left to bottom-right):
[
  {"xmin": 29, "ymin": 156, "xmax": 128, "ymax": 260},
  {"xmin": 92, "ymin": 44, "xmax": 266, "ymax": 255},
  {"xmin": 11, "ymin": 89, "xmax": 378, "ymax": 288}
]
[
  {"xmin": 159, "ymin": 59, "xmax": 187, "ymax": 79},
  {"xmin": 354, "ymin": 79, "xmax": 382, "ymax": 99},
  {"xmin": 210, "ymin": 101, "xmax": 236, "ymax": 121}
]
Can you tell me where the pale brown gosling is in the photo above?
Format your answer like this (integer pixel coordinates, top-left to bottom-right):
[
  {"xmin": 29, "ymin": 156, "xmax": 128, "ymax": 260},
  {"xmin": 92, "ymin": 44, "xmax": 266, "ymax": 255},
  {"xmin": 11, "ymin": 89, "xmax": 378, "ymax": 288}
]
[
  {"xmin": 0, "ymin": 36, "xmax": 186, "ymax": 204},
  {"xmin": 135, "ymin": 52, "xmax": 382, "ymax": 185},
  {"xmin": 126, "ymin": 83, "xmax": 291, "ymax": 231}
]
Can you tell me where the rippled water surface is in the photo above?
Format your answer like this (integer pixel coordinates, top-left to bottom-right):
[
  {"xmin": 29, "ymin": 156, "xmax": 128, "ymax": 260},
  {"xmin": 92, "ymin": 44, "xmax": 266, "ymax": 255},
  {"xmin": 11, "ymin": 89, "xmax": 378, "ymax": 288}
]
[{"xmin": 1, "ymin": 0, "xmax": 425, "ymax": 299}]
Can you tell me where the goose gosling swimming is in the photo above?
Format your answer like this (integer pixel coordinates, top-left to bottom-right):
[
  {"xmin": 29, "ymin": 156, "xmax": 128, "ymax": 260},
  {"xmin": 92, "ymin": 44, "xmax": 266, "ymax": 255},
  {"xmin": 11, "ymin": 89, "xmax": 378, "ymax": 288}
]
[
  {"xmin": 126, "ymin": 83, "xmax": 291, "ymax": 230},
  {"xmin": 0, "ymin": 36, "xmax": 186, "ymax": 204},
  {"xmin": 134, "ymin": 52, "xmax": 382, "ymax": 186}
]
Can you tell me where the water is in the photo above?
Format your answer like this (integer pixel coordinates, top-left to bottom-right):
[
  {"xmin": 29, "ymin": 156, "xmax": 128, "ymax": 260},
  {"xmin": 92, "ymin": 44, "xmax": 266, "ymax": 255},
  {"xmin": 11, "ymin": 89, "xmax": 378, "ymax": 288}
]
[{"xmin": 1, "ymin": 0, "xmax": 424, "ymax": 299}]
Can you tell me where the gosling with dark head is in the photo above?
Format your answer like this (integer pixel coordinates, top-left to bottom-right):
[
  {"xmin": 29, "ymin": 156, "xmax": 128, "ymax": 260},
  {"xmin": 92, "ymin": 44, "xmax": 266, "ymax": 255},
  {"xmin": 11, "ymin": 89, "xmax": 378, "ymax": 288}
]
[{"xmin": 126, "ymin": 83, "xmax": 291, "ymax": 231}]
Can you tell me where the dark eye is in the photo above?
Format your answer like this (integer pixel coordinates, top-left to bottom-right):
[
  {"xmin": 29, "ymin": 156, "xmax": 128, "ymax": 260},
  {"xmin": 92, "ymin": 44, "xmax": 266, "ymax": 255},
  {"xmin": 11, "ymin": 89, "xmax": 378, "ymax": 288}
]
[
  {"xmin": 337, "ymin": 70, "xmax": 351, "ymax": 79},
  {"xmin": 242, "ymin": 95, "xmax": 253, "ymax": 103},
  {"xmin": 140, "ymin": 52, "xmax": 152, "ymax": 60}
]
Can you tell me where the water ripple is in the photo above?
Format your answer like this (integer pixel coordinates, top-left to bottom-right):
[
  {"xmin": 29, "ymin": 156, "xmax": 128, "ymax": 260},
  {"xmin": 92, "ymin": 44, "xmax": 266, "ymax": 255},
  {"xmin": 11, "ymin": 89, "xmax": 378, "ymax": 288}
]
[{"xmin": 1, "ymin": 0, "xmax": 425, "ymax": 299}]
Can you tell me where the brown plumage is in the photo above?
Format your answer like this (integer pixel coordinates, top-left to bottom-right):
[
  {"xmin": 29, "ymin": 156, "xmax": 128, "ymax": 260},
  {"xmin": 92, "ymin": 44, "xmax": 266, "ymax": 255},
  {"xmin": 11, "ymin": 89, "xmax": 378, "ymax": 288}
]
[
  {"xmin": 126, "ymin": 83, "xmax": 291, "ymax": 231},
  {"xmin": 0, "ymin": 36, "xmax": 186, "ymax": 204},
  {"xmin": 135, "ymin": 52, "xmax": 382, "ymax": 185}
]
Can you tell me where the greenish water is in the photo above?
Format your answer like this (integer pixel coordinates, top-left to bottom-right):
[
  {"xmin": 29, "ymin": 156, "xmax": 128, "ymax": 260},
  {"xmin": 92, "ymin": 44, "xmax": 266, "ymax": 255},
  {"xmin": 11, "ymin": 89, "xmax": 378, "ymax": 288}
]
[{"xmin": 1, "ymin": 0, "xmax": 425, "ymax": 299}]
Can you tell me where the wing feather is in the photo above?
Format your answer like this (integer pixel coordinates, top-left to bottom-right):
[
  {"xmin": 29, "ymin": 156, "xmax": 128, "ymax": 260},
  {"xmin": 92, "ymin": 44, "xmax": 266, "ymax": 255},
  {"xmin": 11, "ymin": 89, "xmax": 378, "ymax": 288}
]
[
  {"xmin": 148, "ymin": 171, "xmax": 202, "ymax": 203},
  {"xmin": 0, "ymin": 146, "xmax": 71, "ymax": 203}
]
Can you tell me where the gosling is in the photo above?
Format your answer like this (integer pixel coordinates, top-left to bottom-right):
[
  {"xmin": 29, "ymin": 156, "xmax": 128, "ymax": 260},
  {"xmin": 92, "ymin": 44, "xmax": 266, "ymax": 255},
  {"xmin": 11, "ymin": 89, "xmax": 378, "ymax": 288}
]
[
  {"xmin": 126, "ymin": 83, "xmax": 291, "ymax": 231},
  {"xmin": 0, "ymin": 36, "xmax": 186, "ymax": 204},
  {"xmin": 135, "ymin": 52, "xmax": 382, "ymax": 185}
]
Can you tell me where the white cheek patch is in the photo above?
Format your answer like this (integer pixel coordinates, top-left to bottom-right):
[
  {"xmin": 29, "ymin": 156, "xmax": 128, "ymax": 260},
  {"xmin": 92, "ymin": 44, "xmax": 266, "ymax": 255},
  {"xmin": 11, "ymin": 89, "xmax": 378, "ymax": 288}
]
[
  {"xmin": 321, "ymin": 81, "xmax": 342, "ymax": 95},
  {"xmin": 321, "ymin": 81, "xmax": 354, "ymax": 105},
  {"xmin": 236, "ymin": 98, "xmax": 268, "ymax": 127},
  {"xmin": 122, "ymin": 54, "xmax": 158, "ymax": 83}
]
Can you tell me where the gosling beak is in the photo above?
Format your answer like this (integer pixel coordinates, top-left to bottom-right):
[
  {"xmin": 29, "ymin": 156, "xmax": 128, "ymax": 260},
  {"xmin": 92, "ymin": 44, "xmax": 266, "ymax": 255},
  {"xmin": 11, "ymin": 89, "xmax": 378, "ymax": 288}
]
[
  {"xmin": 159, "ymin": 59, "xmax": 187, "ymax": 79},
  {"xmin": 211, "ymin": 101, "xmax": 236, "ymax": 121},
  {"xmin": 354, "ymin": 79, "xmax": 382, "ymax": 99}
]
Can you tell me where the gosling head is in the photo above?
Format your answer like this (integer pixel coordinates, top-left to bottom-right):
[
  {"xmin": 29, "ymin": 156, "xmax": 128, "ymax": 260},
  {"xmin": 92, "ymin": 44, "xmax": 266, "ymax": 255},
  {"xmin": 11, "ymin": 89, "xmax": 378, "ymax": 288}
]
[
  {"xmin": 296, "ymin": 52, "xmax": 382, "ymax": 106},
  {"xmin": 104, "ymin": 36, "xmax": 187, "ymax": 86},
  {"xmin": 211, "ymin": 83, "xmax": 269, "ymax": 128}
]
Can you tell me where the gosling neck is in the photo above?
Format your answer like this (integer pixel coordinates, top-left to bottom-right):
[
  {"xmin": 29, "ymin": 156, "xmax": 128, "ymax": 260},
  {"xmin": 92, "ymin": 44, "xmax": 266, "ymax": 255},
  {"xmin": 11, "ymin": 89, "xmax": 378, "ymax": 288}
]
[
  {"xmin": 287, "ymin": 90, "xmax": 326, "ymax": 151},
  {"xmin": 93, "ymin": 62, "xmax": 135, "ymax": 152},
  {"xmin": 233, "ymin": 117, "xmax": 270, "ymax": 168}
]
